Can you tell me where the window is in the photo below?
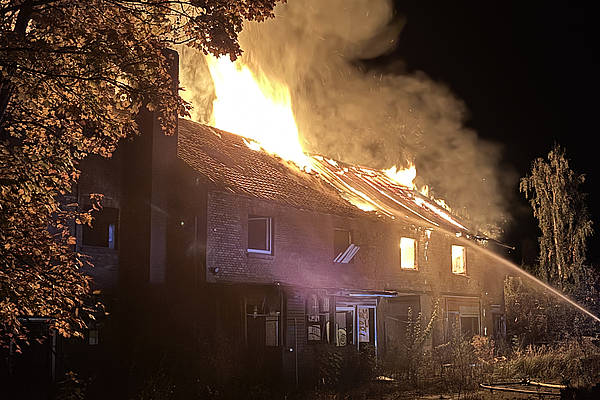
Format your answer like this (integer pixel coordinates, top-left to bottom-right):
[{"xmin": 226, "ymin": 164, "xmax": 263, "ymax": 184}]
[
  {"xmin": 334, "ymin": 229, "xmax": 351, "ymax": 259},
  {"xmin": 400, "ymin": 237, "xmax": 417, "ymax": 269},
  {"xmin": 333, "ymin": 228, "xmax": 359, "ymax": 263},
  {"xmin": 246, "ymin": 301, "xmax": 280, "ymax": 347},
  {"xmin": 307, "ymin": 294, "xmax": 330, "ymax": 343},
  {"xmin": 451, "ymin": 245, "xmax": 466, "ymax": 274},
  {"xmin": 445, "ymin": 297, "xmax": 480, "ymax": 340},
  {"xmin": 335, "ymin": 309, "xmax": 354, "ymax": 346},
  {"xmin": 82, "ymin": 207, "xmax": 118, "ymax": 249},
  {"xmin": 460, "ymin": 316, "xmax": 479, "ymax": 336},
  {"xmin": 248, "ymin": 216, "xmax": 272, "ymax": 254}
]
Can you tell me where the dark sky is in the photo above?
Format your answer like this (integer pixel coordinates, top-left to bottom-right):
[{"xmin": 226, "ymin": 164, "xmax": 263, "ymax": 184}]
[{"xmin": 381, "ymin": 1, "xmax": 598, "ymax": 265}]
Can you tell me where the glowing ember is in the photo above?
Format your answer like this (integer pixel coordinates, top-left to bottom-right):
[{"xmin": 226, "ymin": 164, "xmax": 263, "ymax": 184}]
[{"xmin": 205, "ymin": 55, "xmax": 312, "ymax": 169}]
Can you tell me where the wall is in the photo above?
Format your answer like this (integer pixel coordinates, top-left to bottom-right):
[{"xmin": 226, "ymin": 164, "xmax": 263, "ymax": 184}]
[
  {"xmin": 206, "ymin": 189, "xmax": 505, "ymax": 298},
  {"xmin": 206, "ymin": 189, "xmax": 507, "ymax": 353}
]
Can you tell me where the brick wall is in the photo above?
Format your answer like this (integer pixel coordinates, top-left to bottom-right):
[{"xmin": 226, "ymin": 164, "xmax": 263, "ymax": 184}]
[{"xmin": 206, "ymin": 190, "xmax": 506, "ymax": 305}]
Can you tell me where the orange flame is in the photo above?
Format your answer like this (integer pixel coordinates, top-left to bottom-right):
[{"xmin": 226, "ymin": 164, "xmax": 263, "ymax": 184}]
[
  {"xmin": 205, "ymin": 55, "xmax": 312, "ymax": 169},
  {"xmin": 203, "ymin": 54, "xmax": 456, "ymax": 218},
  {"xmin": 383, "ymin": 164, "xmax": 417, "ymax": 189}
]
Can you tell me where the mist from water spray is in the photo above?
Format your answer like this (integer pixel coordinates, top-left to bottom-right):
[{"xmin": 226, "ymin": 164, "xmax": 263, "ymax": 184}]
[{"xmin": 472, "ymin": 240, "xmax": 600, "ymax": 323}]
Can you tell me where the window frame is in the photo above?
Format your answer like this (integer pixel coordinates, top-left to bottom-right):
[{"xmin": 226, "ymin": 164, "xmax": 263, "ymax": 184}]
[
  {"xmin": 451, "ymin": 245, "xmax": 467, "ymax": 275},
  {"xmin": 247, "ymin": 215, "xmax": 273, "ymax": 255},
  {"xmin": 399, "ymin": 237, "xmax": 418, "ymax": 270}
]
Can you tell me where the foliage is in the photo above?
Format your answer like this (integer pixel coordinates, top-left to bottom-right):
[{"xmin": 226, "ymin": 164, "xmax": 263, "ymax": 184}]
[
  {"xmin": 388, "ymin": 303, "xmax": 438, "ymax": 387},
  {"xmin": 520, "ymin": 144, "xmax": 593, "ymax": 286},
  {"xmin": 505, "ymin": 274, "xmax": 600, "ymax": 346},
  {"xmin": 434, "ymin": 330, "xmax": 477, "ymax": 395},
  {"xmin": 54, "ymin": 371, "xmax": 86, "ymax": 400},
  {"xmin": 0, "ymin": 0, "xmax": 282, "ymax": 348},
  {"xmin": 504, "ymin": 339, "xmax": 600, "ymax": 387},
  {"xmin": 311, "ymin": 343, "xmax": 377, "ymax": 392}
]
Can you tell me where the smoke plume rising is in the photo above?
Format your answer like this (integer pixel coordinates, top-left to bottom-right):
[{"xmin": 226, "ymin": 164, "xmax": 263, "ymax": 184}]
[{"xmin": 180, "ymin": 0, "xmax": 513, "ymax": 236}]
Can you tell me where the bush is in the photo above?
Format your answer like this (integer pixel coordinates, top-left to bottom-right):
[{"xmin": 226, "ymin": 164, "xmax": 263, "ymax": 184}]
[
  {"xmin": 505, "ymin": 339, "xmax": 600, "ymax": 386},
  {"xmin": 310, "ymin": 343, "xmax": 377, "ymax": 392},
  {"xmin": 505, "ymin": 270, "xmax": 600, "ymax": 346}
]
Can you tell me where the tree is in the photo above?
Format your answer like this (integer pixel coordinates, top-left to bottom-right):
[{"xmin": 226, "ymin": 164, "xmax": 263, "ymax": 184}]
[
  {"xmin": 520, "ymin": 144, "xmax": 593, "ymax": 287},
  {"xmin": 0, "ymin": 0, "xmax": 282, "ymax": 349}
]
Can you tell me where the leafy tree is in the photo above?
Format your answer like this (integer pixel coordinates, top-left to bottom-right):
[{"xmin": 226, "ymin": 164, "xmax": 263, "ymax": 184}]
[
  {"xmin": 0, "ymin": 0, "xmax": 281, "ymax": 349},
  {"xmin": 520, "ymin": 144, "xmax": 593, "ymax": 286}
]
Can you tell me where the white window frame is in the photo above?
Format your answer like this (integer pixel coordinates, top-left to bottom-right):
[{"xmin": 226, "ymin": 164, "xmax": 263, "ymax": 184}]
[
  {"xmin": 247, "ymin": 216, "xmax": 272, "ymax": 254},
  {"xmin": 400, "ymin": 237, "xmax": 417, "ymax": 269}
]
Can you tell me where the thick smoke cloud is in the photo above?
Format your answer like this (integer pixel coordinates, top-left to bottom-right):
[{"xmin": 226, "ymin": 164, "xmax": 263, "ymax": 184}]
[{"xmin": 180, "ymin": 0, "xmax": 513, "ymax": 236}]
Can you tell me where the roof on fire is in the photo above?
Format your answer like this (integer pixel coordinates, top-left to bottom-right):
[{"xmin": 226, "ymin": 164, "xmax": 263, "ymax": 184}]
[{"xmin": 177, "ymin": 118, "xmax": 474, "ymax": 235}]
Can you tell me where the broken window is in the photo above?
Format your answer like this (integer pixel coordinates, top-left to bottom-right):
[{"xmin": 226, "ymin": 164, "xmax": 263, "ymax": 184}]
[
  {"xmin": 333, "ymin": 228, "xmax": 359, "ymax": 263},
  {"xmin": 82, "ymin": 207, "xmax": 118, "ymax": 249},
  {"xmin": 400, "ymin": 237, "xmax": 417, "ymax": 269},
  {"xmin": 451, "ymin": 245, "xmax": 466, "ymax": 274},
  {"xmin": 334, "ymin": 229, "xmax": 351, "ymax": 258},
  {"xmin": 248, "ymin": 216, "xmax": 272, "ymax": 254}
]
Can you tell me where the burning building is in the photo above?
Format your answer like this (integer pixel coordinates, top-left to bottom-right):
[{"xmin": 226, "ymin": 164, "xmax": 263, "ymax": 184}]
[
  {"xmin": 67, "ymin": 106, "xmax": 507, "ymax": 386},
  {"xmin": 5, "ymin": 44, "xmax": 509, "ymax": 391}
]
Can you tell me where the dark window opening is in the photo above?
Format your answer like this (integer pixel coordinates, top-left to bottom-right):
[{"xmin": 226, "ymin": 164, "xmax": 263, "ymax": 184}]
[
  {"xmin": 335, "ymin": 310, "xmax": 354, "ymax": 346},
  {"xmin": 307, "ymin": 294, "xmax": 330, "ymax": 343},
  {"xmin": 445, "ymin": 298, "xmax": 480, "ymax": 340},
  {"xmin": 492, "ymin": 313, "xmax": 505, "ymax": 339},
  {"xmin": 333, "ymin": 228, "xmax": 355, "ymax": 263},
  {"xmin": 248, "ymin": 216, "xmax": 272, "ymax": 254},
  {"xmin": 83, "ymin": 207, "xmax": 118, "ymax": 249},
  {"xmin": 246, "ymin": 302, "xmax": 279, "ymax": 347},
  {"xmin": 460, "ymin": 316, "xmax": 480, "ymax": 337}
]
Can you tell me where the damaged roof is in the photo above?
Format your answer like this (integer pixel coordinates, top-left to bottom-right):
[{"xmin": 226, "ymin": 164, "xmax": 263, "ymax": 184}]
[
  {"xmin": 177, "ymin": 118, "xmax": 474, "ymax": 235},
  {"xmin": 178, "ymin": 119, "xmax": 363, "ymax": 217}
]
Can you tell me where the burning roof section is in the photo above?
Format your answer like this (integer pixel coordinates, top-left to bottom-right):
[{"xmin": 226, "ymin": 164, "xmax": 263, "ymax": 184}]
[
  {"xmin": 178, "ymin": 119, "xmax": 362, "ymax": 217},
  {"xmin": 178, "ymin": 119, "xmax": 473, "ymax": 235},
  {"xmin": 310, "ymin": 156, "xmax": 470, "ymax": 234}
]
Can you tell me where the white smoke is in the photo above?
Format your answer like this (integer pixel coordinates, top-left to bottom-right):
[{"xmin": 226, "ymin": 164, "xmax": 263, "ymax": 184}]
[{"xmin": 180, "ymin": 0, "xmax": 513, "ymax": 236}]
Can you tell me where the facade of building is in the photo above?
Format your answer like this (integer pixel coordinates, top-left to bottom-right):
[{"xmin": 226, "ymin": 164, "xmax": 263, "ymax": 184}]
[{"xmin": 70, "ymin": 115, "xmax": 507, "ymax": 386}]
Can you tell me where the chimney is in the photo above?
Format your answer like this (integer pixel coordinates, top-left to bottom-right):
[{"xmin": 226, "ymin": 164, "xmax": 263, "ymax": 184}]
[{"xmin": 119, "ymin": 49, "xmax": 179, "ymax": 287}]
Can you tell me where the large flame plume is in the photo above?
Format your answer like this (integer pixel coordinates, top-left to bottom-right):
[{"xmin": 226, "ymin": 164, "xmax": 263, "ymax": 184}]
[
  {"xmin": 202, "ymin": 52, "xmax": 449, "ymax": 215},
  {"xmin": 205, "ymin": 55, "xmax": 312, "ymax": 169}
]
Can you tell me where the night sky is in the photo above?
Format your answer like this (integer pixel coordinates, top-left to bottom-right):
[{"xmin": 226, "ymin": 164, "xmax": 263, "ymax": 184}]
[{"xmin": 381, "ymin": 1, "xmax": 598, "ymax": 265}]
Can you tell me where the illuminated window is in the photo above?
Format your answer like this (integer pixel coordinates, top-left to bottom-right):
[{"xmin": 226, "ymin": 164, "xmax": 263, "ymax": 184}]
[
  {"xmin": 400, "ymin": 237, "xmax": 416, "ymax": 269},
  {"xmin": 248, "ymin": 216, "xmax": 272, "ymax": 254},
  {"xmin": 451, "ymin": 245, "xmax": 466, "ymax": 274}
]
